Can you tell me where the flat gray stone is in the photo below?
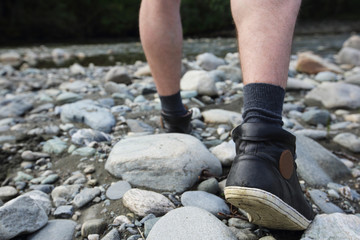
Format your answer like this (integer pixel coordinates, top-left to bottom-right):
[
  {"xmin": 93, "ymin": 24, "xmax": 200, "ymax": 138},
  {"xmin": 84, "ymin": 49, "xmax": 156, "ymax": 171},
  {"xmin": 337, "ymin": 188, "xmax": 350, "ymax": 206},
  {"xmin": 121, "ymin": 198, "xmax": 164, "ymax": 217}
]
[
  {"xmin": 144, "ymin": 218, "xmax": 160, "ymax": 238},
  {"xmin": 56, "ymin": 92, "xmax": 82, "ymax": 105},
  {"xmin": 0, "ymin": 195, "xmax": 48, "ymax": 240},
  {"xmin": 105, "ymin": 134, "xmax": 222, "ymax": 192},
  {"xmin": 308, "ymin": 189, "xmax": 344, "ymax": 214},
  {"xmin": 101, "ymin": 228, "xmax": 121, "ymax": 240},
  {"xmin": 126, "ymin": 119, "xmax": 154, "ymax": 133},
  {"xmin": 22, "ymin": 190, "xmax": 52, "ymax": 215},
  {"xmin": 42, "ymin": 138, "xmax": 67, "ymax": 155},
  {"xmin": 106, "ymin": 181, "xmax": 131, "ymax": 200},
  {"xmin": 301, "ymin": 109, "xmax": 330, "ymax": 126},
  {"xmin": 59, "ymin": 80, "xmax": 91, "ymax": 92},
  {"xmin": 197, "ymin": 178, "xmax": 220, "ymax": 194},
  {"xmin": 295, "ymin": 134, "xmax": 351, "ymax": 186},
  {"xmin": 53, "ymin": 205, "xmax": 74, "ymax": 218},
  {"xmin": 61, "ymin": 100, "xmax": 115, "ymax": 133},
  {"xmin": 181, "ymin": 191, "xmax": 230, "ymax": 218},
  {"xmin": 147, "ymin": 207, "xmax": 237, "ymax": 240},
  {"xmin": 305, "ymin": 82, "xmax": 360, "ymax": 109},
  {"xmin": 333, "ymin": 132, "xmax": 360, "ymax": 153},
  {"xmin": 301, "ymin": 213, "xmax": 360, "ymax": 239},
  {"xmin": 286, "ymin": 78, "xmax": 315, "ymax": 90},
  {"xmin": 0, "ymin": 96, "xmax": 33, "ymax": 118},
  {"xmin": 122, "ymin": 189, "xmax": 175, "ymax": 217},
  {"xmin": 27, "ymin": 220, "xmax": 77, "ymax": 240},
  {"xmin": 0, "ymin": 186, "xmax": 17, "ymax": 202},
  {"xmin": 294, "ymin": 129, "xmax": 327, "ymax": 140},
  {"xmin": 73, "ymin": 187, "xmax": 101, "ymax": 208}
]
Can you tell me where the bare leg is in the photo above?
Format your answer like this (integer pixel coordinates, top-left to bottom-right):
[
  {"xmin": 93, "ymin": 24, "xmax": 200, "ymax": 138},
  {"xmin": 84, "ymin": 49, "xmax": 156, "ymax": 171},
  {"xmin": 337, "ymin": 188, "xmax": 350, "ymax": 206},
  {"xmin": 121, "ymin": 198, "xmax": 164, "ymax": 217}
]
[
  {"xmin": 231, "ymin": 0, "xmax": 301, "ymax": 88},
  {"xmin": 139, "ymin": 0, "xmax": 182, "ymax": 96}
]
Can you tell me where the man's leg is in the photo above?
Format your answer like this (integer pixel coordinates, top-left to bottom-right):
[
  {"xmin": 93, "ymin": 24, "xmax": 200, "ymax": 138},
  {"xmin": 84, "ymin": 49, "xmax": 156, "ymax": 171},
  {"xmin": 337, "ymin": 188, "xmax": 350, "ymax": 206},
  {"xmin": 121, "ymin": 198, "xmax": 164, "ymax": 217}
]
[
  {"xmin": 225, "ymin": 0, "xmax": 314, "ymax": 230},
  {"xmin": 139, "ymin": 0, "xmax": 192, "ymax": 133}
]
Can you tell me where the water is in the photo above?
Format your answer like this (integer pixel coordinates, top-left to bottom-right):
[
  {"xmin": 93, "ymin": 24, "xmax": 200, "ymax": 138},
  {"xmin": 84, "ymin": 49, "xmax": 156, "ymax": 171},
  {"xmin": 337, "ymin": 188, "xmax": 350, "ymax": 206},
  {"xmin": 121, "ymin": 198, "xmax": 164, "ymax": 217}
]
[{"xmin": 0, "ymin": 33, "xmax": 351, "ymax": 68}]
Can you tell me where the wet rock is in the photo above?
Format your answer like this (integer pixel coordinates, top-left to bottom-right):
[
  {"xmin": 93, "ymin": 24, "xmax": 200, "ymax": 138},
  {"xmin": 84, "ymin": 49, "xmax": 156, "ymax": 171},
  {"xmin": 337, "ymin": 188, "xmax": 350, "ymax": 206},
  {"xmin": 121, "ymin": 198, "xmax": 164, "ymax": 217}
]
[
  {"xmin": 105, "ymin": 66, "xmax": 132, "ymax": 85},
  {"xmin": 296, "ymin": 52, "xmax": 342, "ymax": 74},
  {"xmin": 81, "ymin": 219, "xmax": 107, "ymax": 237},
  {"xmin": 122, "ymin": 189, "xmax": 175, "ymax": 217},
  {"xmin": 43, "ymin": 138, "xmax": 67, "ymax": 155},
  {"xmin": 101, "ymin": 228, "xmax": 121, "ymax": 240},
  {"xmin": 301, "ymin": 213, "xmax": 360, "ymax": 239},
  {"xmin": 305, "ymin": 82, "xmax": 360, "ymax": 109},
  {"xmin": 71, "ymin": 128, "xmax": 111, "ymax": 146},
  {"xmin": 51, "ymin": 184, "xmax": 82, "ymax": 207},
  {"xmin": 308, "ymin": 189, "xmax": 344, "ymax": 214},
  {"xmin": 286, "ymin": 78, "xmax": 315, "ymax": 90},
  {"xmin": 0, "ymin": 195, "xmax": 48, "ymax": 240},
  {"xmin": 106, "ymin": 181, "xmax": 131, "ymax": 200},
  {"xmin": 181, "ymin": 191, "xmax": 230, "ymax": 218},
  {"xmin": 210, "ymin": 140, "xmax": 236, "ymax": 166},
  {"xmin": 53, "ymin": 205, "xmax": 74, "ymax": 218},
  {"xmin": 73, "ymin": 187, "xmax": 101, "ymax": 208},
  {"xmin": 196, "ymin": 53, "xmax": 226, "ymax": 71},
  {"xmin": 147, "ymin": 207, "xmax": 237, "ymax": 240},
  {"xmin": 180, "ymin": 70, "xmax": 218, "ymax": 96},
  {"xmin": 314, "ymin": 71, "xmax": 337, "ymax": 82},
  {"xmin": 0, "ymin": 186, "xmax": 18, "ymax": 202},
  {"xmin": 105, "ymin": 134, "xmax": 222, "ymax": 192},
  {"xmin": 338, "ymin": 47, "xmax": 360, "ymax": 66},
  {"xmin": 301, "ymin": 109, "xmax": 330, "ymax": 126},
  {"xmin": 202, "ymin": 109, "xmax": 242, "ymax": 126},
  {"xmin": 295, "ymin": 134, "xmax": 351, "ymax": 186},
  {"xmin": 61, "ymin": 99, "xmax": 115, "ymax": 133},
  {"xmin": 333, "ymin": 133, "xmax": 360, "ymax": 153},
  {"xmin": 197, "ymin": 178, "xmax": 220, "ymax": 194}
]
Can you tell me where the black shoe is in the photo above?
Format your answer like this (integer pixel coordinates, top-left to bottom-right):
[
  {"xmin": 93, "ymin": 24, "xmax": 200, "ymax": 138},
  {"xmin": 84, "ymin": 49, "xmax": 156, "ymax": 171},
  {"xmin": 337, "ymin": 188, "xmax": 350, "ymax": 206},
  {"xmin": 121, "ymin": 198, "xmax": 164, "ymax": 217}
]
[
  {"xmin": 224, "ymin": 123, "xmax": 314, "ymax": 230},
  {"xmin": 160, "ymin": 110, "xmax": 193, "ymax": 134}
]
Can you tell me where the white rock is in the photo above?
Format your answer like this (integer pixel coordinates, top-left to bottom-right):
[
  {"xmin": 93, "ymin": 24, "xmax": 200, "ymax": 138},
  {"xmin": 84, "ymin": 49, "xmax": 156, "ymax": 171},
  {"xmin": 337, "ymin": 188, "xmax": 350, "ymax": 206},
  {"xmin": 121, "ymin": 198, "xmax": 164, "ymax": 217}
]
[
  {"xmin": 104, "ymin": 66, "xmax": 132, "ymax": 85},
  {"xmin": 70, "ymin": 63, "xmax": 85, "ymax": 75},
  {"xmin": 301, "ymin": 213, "xmax": 360, "ymax": 240},
  {"xmin": 314, "ymin": 71, "xmax": 337, "ymax": 82},
  {"xmin": 105, "ymin": 134, "xmax": 222, "ymax": 192},
  {"xmin": 210, "ymin": 140, "xmax": 236, "ymax": 166},
  {"xmin": 0, "ymin": 186, "xmax": 18, "ymax": 202},
  {"xmin": 344, "ymin": 113, "xmax": 360, "ymax": 123},
  {"xmin": 338, "ymin": 47, "xmax": 360, "ymax": 66},
  {"xmin": 134, "ymin": 65, "xmax": 152, "ymax": 77},
  {"xmin": 122, "ymin": 189, "xmax": 175, "ymax": 217},
  {"xmin": 202, "ymin": 109, "xmax": 242, "ymax": 126},
  {"xmin": 333, "ymin": 132, "xmax": 360, "ymax": 153},
  {"xmin": 343, "ymin": 35, "xmax": 360, "ymax": 50},
  {"xmin": 286, "ymin": 78, "xmax": 315, "ymax": 90},
  {"xmin": 180, "ymin": 70, "xmax": 218, "ymax": 96},
  {"xmin": 0, "ymin": 52, "xmax": 21, "ymax": 63},
  {"xmin": 196, "ymin": 53, "xmax": 226, "ymax": 71}
]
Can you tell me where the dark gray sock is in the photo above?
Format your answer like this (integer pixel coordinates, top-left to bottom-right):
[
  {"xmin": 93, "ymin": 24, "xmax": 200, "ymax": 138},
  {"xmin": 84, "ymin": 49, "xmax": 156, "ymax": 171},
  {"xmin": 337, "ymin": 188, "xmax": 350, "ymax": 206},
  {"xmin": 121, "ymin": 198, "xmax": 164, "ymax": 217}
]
[
  {"xmin": 242, "ymin": 83, "xmax": 285, "ymax": 126},
  {"xmin": 159, "ymin": 91, "xmax": 187, "ymax": 116}
]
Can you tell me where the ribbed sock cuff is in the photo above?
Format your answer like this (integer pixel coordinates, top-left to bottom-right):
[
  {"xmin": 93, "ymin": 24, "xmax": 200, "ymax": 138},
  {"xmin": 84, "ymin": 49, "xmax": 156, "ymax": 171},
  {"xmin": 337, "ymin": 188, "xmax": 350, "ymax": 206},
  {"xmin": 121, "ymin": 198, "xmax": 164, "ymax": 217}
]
[
  {"xmin": 242, "ymin": 83, "xmax": 285, "ymax": 126},
  {"xmin": 159, "ymin": 91, "xmax": 187, "ymax": 117}
]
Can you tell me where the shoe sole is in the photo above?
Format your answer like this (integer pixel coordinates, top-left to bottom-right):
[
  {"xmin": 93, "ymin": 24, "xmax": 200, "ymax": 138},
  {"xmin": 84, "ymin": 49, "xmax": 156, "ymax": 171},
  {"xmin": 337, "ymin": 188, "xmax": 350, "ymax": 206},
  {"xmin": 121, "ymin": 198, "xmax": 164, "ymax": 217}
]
[{"xmin": 224, "ymin": 186, "xmax": 311, "ymax": 230}]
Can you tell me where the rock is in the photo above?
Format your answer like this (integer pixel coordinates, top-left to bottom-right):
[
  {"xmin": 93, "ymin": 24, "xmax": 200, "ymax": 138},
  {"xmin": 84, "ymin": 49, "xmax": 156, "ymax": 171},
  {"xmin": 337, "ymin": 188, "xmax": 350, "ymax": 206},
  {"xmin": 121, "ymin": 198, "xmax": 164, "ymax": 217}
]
[
  {"xmin": 296, "ymin": 52, "xmax": 342, "ymax": 74},
  {"xmin": 26, "ymin": 220, "xmax": 77, "ymax": 240},
  {"xmin": 301, "ymin": 213, "xmax": 360, "ymax": 240},
  {"xmin": 147, "ymin": 207, "xmax": 237, "ymax": 240},
  {"xmin": 71, "ymin": 128, "xmax": 111, "ymax": 146},
  {"xmin": 14, "ymin": 171, "xmax": 33, "ymax": 181},
  {"xmin": 21, "ymin": 150, "xmax": 49, "ymax": 161},
  {"xmin": 71, "ymin": 147, "xmax": 96, "ymax": 157},
  {"xmin": 197, "ymin": 178, "xmax": 220, "ymax": 194},
  {"xmin": 333, "ymin": 133, "xmax": 360, "ymax": 153},
  {"xmin": 106, "ymin": 181, "xmax": 131, "ymax": 200},
  {"xmin": 56, "ymin": 92, "xmax": 82, "ymax": 105},
  {"xmin": 63, "ymin": 172, "xmax": 86, "ymax": 185},
  {"xmin": 0, "ymin": 52, "xmax": 21, "ymax": 64},
  {"xmin": 196, "ymin": 53, "xmax": 226, "ymax": 71},
  {"xmin": 217, "ymin": 65, "xmax": 242, "ymax": 82},
  {"xmin": 52, "ymin": 48, "xmax": 70, "ymax": 60},
  {"xmin": 294, "ymin": 129, "xmax": 327, "ymax": 140},
  {"xmin": 344, "ymin": 113, "xmax": 360, "ymax": 123},
  {"xmin": 135, "ymin": 65, "xmax": 152, "ymax": 77},
  {"xmin": 228, "ymin": 218, "xmax": 256, "ymax": 230},
  {"xmin": 0, "ymin": 186, "xmax": 17, "ymax": 202},
  {"xmin": 29, "ymin": 184, "xmax": 54, "ymax": 194},
  {"xmin": 126, "ymin": 119, "xmax": 154, "ymax": 133},
  {"xmin": 308, "ymin": 189, "xmax": 344, "ymax": 214},
  {"xmin": 314, "ymin": 71, "xmax": 337, "ymax": 82},
  {"xmin": 61, "ymin": 100, "xmax": 115, "ymax": 133},
  {"xmin": 337, "ymin": 47, "xmax": 360, "ymax": 66},
  {"xmin": 181, "ymin": 191, "xmax": 230, "ymax": 218},
  {"xmin": 59, "ymin": 80, "xmax": 91, "ymax": 93},
  {"xmin": 122, "ymin": 189, "xmax": 175, "ymax": 217},
  {"xmin": 295, "ymin": 134, "xmax": 351, "ymax": 186},
  {"xmin": 343, "ymin": 35, "xmax": 360, "ymax": 50},
  {"xmin": 0, "ymin": 195, "xmax": 48, "ymax": 240},
  {"xmin": 113, "ymin": 215, "xmax": 132, "ymax": 225},
  {"xmin": 210, "ymin": 140, "xmax": 236, "ymax": 166},
  {"xmin": 101, "ymin": 228, "xmax": 121, "ymax": 240},
  {"xmin": 144, "ymin": 218, "xmax": 160, "ymax": 238},
  {"xmin": 43, "ymin": 138, "xmax": 67, "ymax": 155},
  {"xmin": 105, "ymin": 134, "xmax": 222, "ymax": 192},
  {"xmin": 286, "ymin": 78, "xmax": 315, "ymax": 90},
  {"xmin": 202, "ymin": 109, "xmax": 242, "ymax": 126},
  {"xmin": 301, "ymin": 109, "xmax": 330, "ymax": 126},
  {"xmin": 180, "ymin": 70, "xmax": 218, "ymax": 96},
  {"xmin": 41, "ymin": 174, "xmax": 59, "ymax": 184},
  {"xmin": 228, "ymin": 227, "xmax": 258, "ymax": 240},
  {"xmin": 305, "ymin": 82, "xmax": 360, "ymax": 109},
  {"xmin": 70, "ymin": 63, "xmax": 85, "ymax": 75},
  {"xmin": 81, "ymin": 219, "xmax": 107, "ymax": 237},
  {"xmin": 0, "ymin": 96, "xmax": 33, "ymax": 118},
  {"xmin": 104, "ymin": 67, "xmax": 132, "ymax": 85},
  {"xmin": 54, "ymin": 205, "xmax": 74, "ymax": 218},
  {"xmin": 51, "ymin": 185, "xmax": 82, "ymax": 207},
  {"xmin": 345, "ymin": 73, "xmax": 360, "ymax": 85},
  {"xmin": 73, "ymin": 187, "xmax": 101, "ymax": 208}
]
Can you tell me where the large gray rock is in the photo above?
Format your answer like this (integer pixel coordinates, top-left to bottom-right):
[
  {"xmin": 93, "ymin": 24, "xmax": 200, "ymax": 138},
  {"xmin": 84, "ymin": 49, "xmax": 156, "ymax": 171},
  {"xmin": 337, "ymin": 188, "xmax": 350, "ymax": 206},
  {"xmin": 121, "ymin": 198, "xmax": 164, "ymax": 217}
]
[
  {"xmin": 0, "ymin": 196, "xmax": 48, "ymax": 240},
  {"xmin": 295, "ymin": 134, "xmax": 351, "ymax": 186},
  {"xmin": 73, "ymin": 187, "xmax": 101, "ymax": 208},
  {"xmin": 181, "ymin": 191, "xmax": 230, "ymax": 218},
  {"xmin": 305, "ymin": 82, "xmax": 360, "ymax": 109},
  {"xmin": 22, "ymin": 190, "xmax": 52, "ymax": 215},
  {"xmin": 337, "ymin": 47, "xmax": 360, "ymax": 66},
  {"xmin": 180, "ymin": 70, "xmax": 218, "ymax": 96},
  {"xmin": 147, "ymin": 207, "xmax": 237, "ymax": 240},
  {"xmin": 27, "ymin": 220, "xmax": 77, "ymax": 240},
  {"xmin": 308, "ymin": 189, "xmax": 344, "ymax": 214},
  {"xmin": 122, "ymin": 189, "xmax": 175, "ymax": 217},
  {"xmin": 301, "ymin": 213, "xmax": 360, "ymax": 240},
  {"xmin": 61, "ymin": 100, "xmax": 115, "ymax": 133},
  {"xmin": 105, "ymin": 134, "xmax": 222, "ymax": 192},
  {"xmin": 333, "ymin": 132, "xmax": 360, "ymax": 153}
]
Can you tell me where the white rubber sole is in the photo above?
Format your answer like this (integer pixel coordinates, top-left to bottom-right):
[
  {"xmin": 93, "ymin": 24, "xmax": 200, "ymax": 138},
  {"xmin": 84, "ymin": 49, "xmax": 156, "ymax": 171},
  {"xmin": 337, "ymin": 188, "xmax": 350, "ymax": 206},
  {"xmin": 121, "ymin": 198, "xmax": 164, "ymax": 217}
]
[{"xmin": 224, "ymin": 186, "xmax": 311, "ymax": 230}]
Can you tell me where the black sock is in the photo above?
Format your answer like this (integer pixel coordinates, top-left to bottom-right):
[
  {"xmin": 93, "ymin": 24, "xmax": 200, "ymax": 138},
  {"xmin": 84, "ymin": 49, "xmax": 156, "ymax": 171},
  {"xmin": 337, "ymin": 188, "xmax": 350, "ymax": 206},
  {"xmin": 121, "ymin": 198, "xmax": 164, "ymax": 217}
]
[
  {"xmin": 242, "ymin": 83, "xmax": 285, "ymax": 126},
  {"xmin": 159, "ymin": 91, "xmax": 187, "ymax": 116}
]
